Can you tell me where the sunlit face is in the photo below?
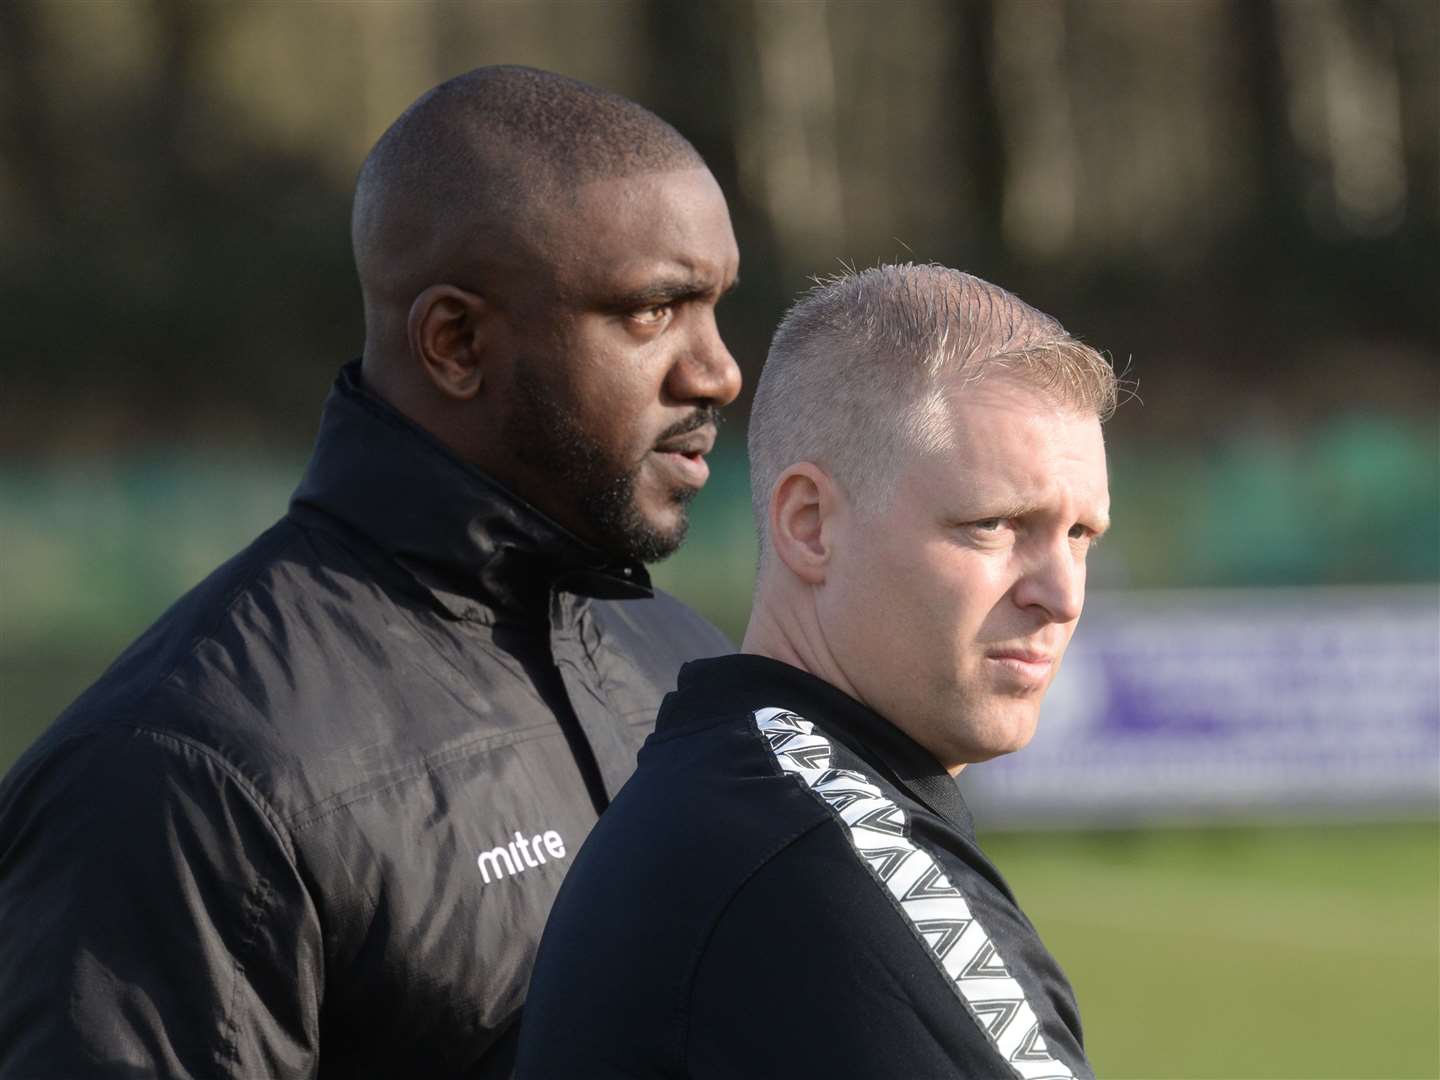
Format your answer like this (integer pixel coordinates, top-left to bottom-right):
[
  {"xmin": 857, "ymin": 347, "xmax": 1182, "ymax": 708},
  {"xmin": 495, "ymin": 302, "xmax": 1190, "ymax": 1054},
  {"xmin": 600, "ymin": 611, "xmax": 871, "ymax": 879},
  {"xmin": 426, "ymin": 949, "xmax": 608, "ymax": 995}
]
[
  {"xmin": 496, "ymin": 167, "xmax": 741, "ymax": 562},
  {"xmin": 817, "ymin": 378, "xmax": 1110, "ymax": 771}
]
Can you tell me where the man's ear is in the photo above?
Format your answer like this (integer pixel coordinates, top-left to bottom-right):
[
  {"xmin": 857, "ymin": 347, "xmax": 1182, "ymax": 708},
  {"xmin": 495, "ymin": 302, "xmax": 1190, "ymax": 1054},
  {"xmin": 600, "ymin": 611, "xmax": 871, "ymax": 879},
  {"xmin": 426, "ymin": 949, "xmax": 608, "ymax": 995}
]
[
  {"xmin": 407, "ymin": 284, "xmax": 491, "ymax": 401},
  {"xmin": 768, "ymin": 462, "xmax": 843, "ymax": 586}
]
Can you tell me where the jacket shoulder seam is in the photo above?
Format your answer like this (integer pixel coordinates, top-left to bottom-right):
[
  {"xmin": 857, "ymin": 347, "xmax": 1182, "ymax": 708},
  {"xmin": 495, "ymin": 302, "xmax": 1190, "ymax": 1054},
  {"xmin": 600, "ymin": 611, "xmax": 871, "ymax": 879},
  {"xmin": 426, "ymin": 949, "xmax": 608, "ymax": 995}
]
[
  {"xmin": 120, "ymin": 720, "xmax": 300, "ymax": 871},
  {"xmin": 114, "ymin": 722, "xmax": 312, "ymax": 1076},
  {"xmin": 152, "ymin": 665, "xmax": 569, "ymax": 835},
  {"xmin": 285, "ymin": 717, "xmax": 565, "ymax": 833}
]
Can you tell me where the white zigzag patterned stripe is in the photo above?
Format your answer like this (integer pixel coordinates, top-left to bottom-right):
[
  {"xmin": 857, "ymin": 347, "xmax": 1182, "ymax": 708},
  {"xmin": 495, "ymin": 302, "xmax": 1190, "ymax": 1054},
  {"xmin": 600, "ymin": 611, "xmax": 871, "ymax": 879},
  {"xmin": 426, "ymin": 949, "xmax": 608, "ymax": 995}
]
[{"xmin": 754, "ymin": 707, "xmax": 1076, "ymax": 1080}]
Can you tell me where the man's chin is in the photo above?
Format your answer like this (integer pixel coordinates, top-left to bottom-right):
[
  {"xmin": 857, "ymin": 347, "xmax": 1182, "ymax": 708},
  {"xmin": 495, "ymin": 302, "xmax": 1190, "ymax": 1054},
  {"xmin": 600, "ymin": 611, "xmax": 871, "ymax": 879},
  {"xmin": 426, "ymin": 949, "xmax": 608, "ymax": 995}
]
[
  {"xmin": 593, "ymin": 490, "xmax": 693, "ymax": 565},
  {"xmin": 624, "ymin": 519, "xmax": 688, "ymax": 564},
  {"xmin": 955, "ymin": 706, "xmax": 1041, "ymax": 763}
]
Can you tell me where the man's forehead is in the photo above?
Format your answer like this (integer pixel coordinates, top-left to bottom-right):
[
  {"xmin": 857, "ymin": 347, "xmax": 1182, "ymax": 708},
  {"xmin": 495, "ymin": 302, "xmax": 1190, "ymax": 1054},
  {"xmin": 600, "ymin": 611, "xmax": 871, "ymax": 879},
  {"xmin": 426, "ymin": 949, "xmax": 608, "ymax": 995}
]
[
  {"xmin": 535, "ymin": 169, "xmax": 738, "ymax": 292},
  {"xmin": 572, "ymin": 165, "xmax": 723, "ymax": 204},
  {"xmin": 924, "ymin": 385, "xmax": 1108, "ymax": 497},
  {"xmin": 503, "ymin": 163, "xmax": 708, "ymax": 232}
]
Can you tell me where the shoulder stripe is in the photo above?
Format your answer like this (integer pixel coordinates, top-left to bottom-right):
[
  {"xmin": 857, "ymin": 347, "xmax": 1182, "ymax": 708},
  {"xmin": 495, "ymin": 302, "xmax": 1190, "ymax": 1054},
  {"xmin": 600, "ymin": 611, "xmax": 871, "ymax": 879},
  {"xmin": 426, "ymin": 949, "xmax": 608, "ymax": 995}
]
[{"xmin": 754, "ymin": 707, "xmax": 1076, "ymax": 1080}]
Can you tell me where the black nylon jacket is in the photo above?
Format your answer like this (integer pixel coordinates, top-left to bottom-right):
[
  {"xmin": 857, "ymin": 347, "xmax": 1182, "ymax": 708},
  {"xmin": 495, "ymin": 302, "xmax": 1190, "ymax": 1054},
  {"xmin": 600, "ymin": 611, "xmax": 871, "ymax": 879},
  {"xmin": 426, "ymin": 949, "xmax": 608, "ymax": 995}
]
[
  {"xmin": 0, "ymin": 363, "xmax": 731, "ymax": 1079},
  {"xmin": 517, "ymin": 655, "xmax": 1092, "ymax": 1079}
]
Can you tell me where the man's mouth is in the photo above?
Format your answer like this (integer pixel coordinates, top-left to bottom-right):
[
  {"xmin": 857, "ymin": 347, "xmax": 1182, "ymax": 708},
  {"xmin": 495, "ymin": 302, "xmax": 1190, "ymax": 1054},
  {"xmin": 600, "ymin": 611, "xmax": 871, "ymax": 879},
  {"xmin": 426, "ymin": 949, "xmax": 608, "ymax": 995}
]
[
  {"xmin": 651, "ymin": 424, "xmax": 717, "ymax": 487},
  {"xmin": 984, "ymin": 648, "xmax": 1055, "ymax": 685},
  {"xmin": 649, "ymin": 408, "xmax": 721, "ymax": 488},
  {"xmin": 653, "ymin": 426, "xmax": 716, "ymax": 458}
]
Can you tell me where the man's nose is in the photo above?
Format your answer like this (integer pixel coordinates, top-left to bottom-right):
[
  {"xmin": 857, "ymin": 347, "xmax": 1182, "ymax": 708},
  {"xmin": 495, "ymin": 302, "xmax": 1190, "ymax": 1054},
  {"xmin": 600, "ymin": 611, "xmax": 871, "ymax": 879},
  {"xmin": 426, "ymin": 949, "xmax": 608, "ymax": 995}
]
[
  {"xmin": 1012, "ymin": 539, "xmax": 1086, "ymax": 624},
  {"xmin": 666, "ymin": 312, "xmax": 742, "ymax": 407}
]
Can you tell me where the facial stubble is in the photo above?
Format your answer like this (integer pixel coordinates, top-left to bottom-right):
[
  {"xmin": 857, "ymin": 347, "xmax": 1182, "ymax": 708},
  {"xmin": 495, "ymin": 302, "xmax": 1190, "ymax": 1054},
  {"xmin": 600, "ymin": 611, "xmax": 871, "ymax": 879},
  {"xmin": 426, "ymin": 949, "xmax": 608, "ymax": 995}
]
[{"xmin": 508, "ymin": 366, "xmax": 710, "ymax": 564}]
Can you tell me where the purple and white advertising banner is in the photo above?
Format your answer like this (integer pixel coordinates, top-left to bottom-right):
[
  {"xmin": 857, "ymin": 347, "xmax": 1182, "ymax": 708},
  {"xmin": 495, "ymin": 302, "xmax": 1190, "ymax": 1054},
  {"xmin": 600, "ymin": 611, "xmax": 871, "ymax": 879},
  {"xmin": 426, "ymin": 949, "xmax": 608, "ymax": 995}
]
[{"xmin": 962, "ymin": 586, "xmax": 1440, "ymax": 827}]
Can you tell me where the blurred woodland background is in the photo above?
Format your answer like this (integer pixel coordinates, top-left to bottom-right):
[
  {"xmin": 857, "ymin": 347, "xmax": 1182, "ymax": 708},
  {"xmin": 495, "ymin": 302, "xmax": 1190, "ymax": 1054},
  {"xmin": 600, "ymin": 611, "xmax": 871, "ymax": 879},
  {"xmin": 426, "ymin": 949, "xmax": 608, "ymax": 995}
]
[
  {"xmin": 1, "ymin": 3, "xmax": 1436, "ymax": 1078},
  {"xmin": 2, "ymin": 1, "xmax": 1437, "ymax": 453}
]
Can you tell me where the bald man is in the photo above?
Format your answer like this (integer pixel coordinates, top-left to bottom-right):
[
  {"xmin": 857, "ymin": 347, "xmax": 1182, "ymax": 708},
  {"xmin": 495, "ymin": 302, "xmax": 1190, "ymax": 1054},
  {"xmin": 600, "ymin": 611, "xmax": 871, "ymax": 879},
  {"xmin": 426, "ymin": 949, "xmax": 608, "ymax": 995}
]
[
  {"xmin": 0, "ymin": 67, "xmax": 740, "ymax": 1079},
  {"xmin": 518, "ymin": 265, "xmax": 1112, "ymax": 1078}
]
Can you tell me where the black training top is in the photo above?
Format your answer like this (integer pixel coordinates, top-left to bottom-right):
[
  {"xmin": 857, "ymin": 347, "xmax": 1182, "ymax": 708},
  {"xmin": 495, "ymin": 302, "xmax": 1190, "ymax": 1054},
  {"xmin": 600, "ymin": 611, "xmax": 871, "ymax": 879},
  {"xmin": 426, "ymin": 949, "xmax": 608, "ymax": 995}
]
[
  {"xmin": 0, "ymin": 363, "xmax": 731, "ymax": 1079},
  {"xmin": 516, "ymin": 654, "xmax": 1092, "ymax": 1080}
]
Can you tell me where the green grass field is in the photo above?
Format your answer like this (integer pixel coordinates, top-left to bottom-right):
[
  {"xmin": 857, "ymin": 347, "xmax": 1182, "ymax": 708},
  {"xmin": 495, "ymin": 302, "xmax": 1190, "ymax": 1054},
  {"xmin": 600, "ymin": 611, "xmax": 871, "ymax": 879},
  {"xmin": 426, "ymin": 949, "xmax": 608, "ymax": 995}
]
[{"xmin": 984, "ymin": 824, "xmax": 1440, "ymax": 1079}]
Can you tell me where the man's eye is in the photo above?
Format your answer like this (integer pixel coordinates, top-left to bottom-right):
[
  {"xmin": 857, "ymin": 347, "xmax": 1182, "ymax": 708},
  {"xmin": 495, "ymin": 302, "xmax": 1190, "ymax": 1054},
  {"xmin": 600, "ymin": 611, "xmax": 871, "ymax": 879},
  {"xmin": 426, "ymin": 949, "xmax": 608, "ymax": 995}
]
[
  {"xmin": 971, "ymin": 518, "xmax": 1006, "ymax": 533},
  {"xmin": 629, "ymin": 305, "xmax": 671, "ymax": 326}
]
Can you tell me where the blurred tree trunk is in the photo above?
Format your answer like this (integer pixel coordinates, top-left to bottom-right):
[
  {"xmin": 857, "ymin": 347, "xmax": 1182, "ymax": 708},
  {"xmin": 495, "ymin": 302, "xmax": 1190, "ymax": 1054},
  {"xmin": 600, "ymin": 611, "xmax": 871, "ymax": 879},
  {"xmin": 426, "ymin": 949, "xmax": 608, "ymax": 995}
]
[
  {"xmin": 725, "ymin": 0, "xmax": 845, "ymax": 284},
  {"xmin": 1231, "ymin": 0, "xmax": 1312, "ymax": 238},
  {"xmin": 949, "ymin": 0, "xmax": 1007, "ymax": 266},
  {"xmin": 139, "ymin": 0, "xmax": 212, "ymax": 212},
  {"xmin": 640, "ymin": 0, "xmax": 781, "ymax": 395},
  {"xmin": 640, "ymin": 0, "xmax": 743, "ymax": 200},
  {"xmin": 0, "ymin": 2, "xmax": 62, "ymax": 231},
  {"xmin": 988, "ymin": 0, "xmax": 1077, "ymax": 263},
  {"xmin": 1378, "ymin": 0, "xmax": 1438, "ymax": 227}
]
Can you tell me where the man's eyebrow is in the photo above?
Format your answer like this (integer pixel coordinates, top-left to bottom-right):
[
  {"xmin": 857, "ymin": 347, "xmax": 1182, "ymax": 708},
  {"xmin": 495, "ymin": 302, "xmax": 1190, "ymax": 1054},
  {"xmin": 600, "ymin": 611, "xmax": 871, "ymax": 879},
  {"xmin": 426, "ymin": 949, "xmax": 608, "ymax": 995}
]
[
  {"xmin": 963, "ymin": 498, "xmax": 1112, "ymax": 535},
  {"xmin": 612, "ymin": 273, "xmax": 739, "ymax": 308}
]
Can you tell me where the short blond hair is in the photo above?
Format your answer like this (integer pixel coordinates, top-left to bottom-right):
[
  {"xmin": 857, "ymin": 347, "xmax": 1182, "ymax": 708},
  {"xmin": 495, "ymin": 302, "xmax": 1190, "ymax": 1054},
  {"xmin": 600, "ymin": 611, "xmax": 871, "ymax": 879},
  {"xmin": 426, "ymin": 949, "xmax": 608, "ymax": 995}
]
[{"xmin": 748, "ymin": 263, "xmax": 1118, "ymax": 551}]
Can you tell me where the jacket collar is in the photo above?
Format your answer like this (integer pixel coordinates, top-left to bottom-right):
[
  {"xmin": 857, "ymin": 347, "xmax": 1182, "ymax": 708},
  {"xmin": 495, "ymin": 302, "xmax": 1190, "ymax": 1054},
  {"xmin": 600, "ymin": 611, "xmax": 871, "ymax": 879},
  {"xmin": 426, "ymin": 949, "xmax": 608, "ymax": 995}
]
[
  {"xmin": 289, "ymin": 361, "xmax": 652, "ymax": 619},
  {"xmin": 665, "ymin": 654, "xmax": 975, "ymax": 836}
]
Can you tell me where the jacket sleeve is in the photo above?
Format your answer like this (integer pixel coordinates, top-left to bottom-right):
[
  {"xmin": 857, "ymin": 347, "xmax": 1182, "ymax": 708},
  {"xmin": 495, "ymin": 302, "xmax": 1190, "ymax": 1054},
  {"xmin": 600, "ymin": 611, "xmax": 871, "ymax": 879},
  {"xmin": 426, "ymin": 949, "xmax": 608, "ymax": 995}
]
[
  {"xmin": 0, "ymin": 724, "xmax": 323, "ymax": 1079},
  {"xmin": 686, "ymin": 822, "xmax": 1090, "ymax": 1080}
]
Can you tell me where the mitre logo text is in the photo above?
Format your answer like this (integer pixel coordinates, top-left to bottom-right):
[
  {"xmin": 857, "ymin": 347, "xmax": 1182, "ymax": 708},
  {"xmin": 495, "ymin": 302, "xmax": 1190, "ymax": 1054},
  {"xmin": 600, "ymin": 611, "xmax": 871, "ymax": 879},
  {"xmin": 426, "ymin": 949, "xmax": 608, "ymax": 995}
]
[{"xmin": 476, "ymin": 829, "xmax": 567, "ymax": 885}]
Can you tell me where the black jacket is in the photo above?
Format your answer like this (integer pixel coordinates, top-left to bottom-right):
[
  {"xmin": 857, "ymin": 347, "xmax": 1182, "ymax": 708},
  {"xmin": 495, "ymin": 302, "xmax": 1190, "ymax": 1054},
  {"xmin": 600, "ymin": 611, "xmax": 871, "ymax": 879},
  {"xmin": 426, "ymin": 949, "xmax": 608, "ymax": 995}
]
[
  {"xmin": 517, "ymin": 654, "xmax": 1092, "ymax": 1080},
  {"xmin": 0, "ymin": 363, "xmax": 731, "ymax": 1079}
]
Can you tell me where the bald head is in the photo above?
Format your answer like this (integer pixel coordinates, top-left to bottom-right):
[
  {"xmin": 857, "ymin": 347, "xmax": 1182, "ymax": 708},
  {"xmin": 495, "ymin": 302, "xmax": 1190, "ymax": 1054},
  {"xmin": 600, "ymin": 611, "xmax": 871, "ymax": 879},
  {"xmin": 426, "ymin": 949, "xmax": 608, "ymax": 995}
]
[
  {"xmin": 748, "ymin": 263, "xmax": 1119, "ymax": 553},
  {"xmin": 352, "ymin": 66, "xmax": 705, "ymax": 369}
]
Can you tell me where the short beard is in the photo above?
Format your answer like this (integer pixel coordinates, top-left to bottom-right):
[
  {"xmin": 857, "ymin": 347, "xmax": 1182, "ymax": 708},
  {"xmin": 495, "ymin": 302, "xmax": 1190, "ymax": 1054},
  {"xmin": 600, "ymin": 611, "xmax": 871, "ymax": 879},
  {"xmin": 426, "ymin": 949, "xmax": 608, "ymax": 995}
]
[
  {"xmin": 507, "ymin": 366, "xmax": 704, "ymax": 564},
  {"xmin": 580, "ymin": 467, "xmax": 696, "ymax": 565}
]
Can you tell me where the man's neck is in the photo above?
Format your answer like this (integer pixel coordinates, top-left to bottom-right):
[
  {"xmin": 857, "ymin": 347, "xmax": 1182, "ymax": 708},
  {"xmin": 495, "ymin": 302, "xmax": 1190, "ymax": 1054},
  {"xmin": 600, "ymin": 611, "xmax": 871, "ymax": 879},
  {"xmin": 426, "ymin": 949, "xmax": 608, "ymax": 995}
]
[
  {"xmin": 742, "ymin": 587, "xmax": 969, "ymax": 778},
  {"xmin": 741, "ymin": 590, "xmax": 866, "ymax": 710}
]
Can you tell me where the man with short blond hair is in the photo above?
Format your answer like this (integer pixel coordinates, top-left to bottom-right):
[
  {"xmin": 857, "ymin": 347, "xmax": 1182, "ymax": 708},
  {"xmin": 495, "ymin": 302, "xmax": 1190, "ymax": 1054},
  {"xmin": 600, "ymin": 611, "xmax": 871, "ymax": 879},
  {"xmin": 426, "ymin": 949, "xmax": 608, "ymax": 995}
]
[
  {"xmin": 518, "ymin": 264, "xmax": 1113, "ymax": 1078},
  {"xmin": 748, "ymin": 264, "xmax": 1116, "ymax": 544}
]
